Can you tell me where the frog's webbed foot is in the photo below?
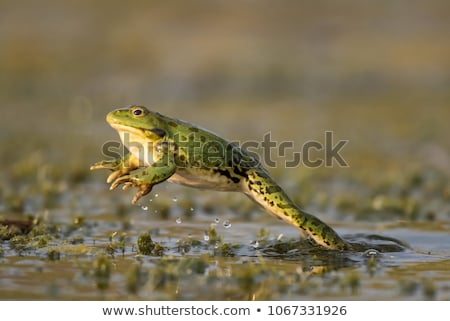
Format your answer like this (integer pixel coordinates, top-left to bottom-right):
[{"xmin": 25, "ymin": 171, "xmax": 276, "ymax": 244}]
[
  {"xmin": 106, "ymin": 170, "xmax": 127, "ymax": 184},
  {"xmin": 131, "ymin": 185, "xmax": 153, "ymax": 204},
  {"xmin": 91, "ymin": 155, "xmax": 139, "ymax": 184},
  {"xmin": 94, "ymin": 154, "xmax": 175, "ymax": 205},
  {"xmin": 109, "ymin": 174, "xmax": 132, "ymax": 190},
  {"xmin": 109, "ymin": 174, "xmax": 153, "ymax": 204}
]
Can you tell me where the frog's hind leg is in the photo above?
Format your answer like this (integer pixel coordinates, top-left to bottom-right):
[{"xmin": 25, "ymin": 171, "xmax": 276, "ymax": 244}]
[{"xmin": 244, "ymin": 168, "xmax": 351, "ymax": 250}]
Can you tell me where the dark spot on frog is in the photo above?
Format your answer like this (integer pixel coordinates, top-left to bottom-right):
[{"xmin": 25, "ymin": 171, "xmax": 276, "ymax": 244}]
[
  {"xmin": 276, "ymin": 203, "xmax": 290, "ymax": 209},
  {"xmin": 265, "ymin": 185, "xmax": 282, "ymax": 194},
  {"xmin": 232, "ymin": 165, "xmax": 248, "ymax": 179},
  {"xmin": 150, "ymin": 128, "xmax": 166, "ymax": 137},
  {"xmin": 213, "ymin": 168, "xmax": 240, "ymax": 184}
]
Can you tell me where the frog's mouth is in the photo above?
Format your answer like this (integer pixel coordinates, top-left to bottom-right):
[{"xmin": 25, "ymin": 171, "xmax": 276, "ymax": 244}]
[
  {"xmin": 109, "ymin": 123, "xmax": 146, "ymax": 138},
  {"xmin": 109, "ymin": 123, "xmax": 165, "ymax": 144}
]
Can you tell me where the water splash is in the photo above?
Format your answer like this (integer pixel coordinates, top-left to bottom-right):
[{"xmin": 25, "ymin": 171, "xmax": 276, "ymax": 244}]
[
  {"xmin": 363, "ymin": 249, "xmax": 382, "ymax": 257},
  {"xmin": 176, "ymin": 217, "xmax": 182, "ymax": 224},
  {"xmin": 223, "ymin": 220, "xmax": 231, "ymax": 228},
  {"xmin": 346, "ymin": 234, "xmax": 410, "ymax": 252}
]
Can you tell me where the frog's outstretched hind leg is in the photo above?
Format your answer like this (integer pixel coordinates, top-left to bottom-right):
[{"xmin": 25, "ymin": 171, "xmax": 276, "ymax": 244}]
[{"xmin": 244, "ymin": 168, "xmax": 351, "ymax": 250}]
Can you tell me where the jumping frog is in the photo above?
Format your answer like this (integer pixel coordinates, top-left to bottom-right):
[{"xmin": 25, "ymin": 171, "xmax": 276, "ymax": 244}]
[{"xmin": 91, "ymin": 105, "xmax": 350, "ymax": 250}]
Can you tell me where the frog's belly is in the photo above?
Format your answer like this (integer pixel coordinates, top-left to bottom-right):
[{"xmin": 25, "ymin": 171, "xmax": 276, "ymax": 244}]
[{"xmin": 168, "ymin": 168, "xmax": 242, "ymax": 192}]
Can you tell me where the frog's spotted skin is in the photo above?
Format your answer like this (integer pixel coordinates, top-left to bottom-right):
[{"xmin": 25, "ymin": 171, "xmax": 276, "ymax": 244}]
[{"xmin": 91, "ymin": 105, "xmax": 350, "ymax": 250}]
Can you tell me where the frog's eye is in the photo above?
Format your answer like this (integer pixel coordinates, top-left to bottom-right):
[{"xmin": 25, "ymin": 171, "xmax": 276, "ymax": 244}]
[{"xmin": 131, "ymin": 106, "xmax": 146, "ymax": 117}]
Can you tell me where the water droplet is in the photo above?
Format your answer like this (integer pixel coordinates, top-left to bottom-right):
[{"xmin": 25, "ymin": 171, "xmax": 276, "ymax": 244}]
[
  {"xmin": 203, "ymin": 231, "xmax": 210, "ymax": 241},
  {"xmin": 223, "ymin": 220, "xmax": 231, "ymax": 228},
  {"xmin": 176, "ymin": 217, "xmax": 182, "ymax": 224},
  {"xmin": 172, "ymin": 197, "xmax": 178, "ymax": 202},
  {"xmin": 363, "ymin": 249, "xmax": 381, "ymax": 257},
  {"xmin": 141, "ymin": 205, "xmax": 148, "ymax": 211},
  {"xmin": 154, "ymin": 193, "xmax": 159, "ymax": 198},
  {"xmin": 190, "ymin": 207, "xmax": 194, "ymax": 212},
  {"xmin": 214, "ymin": 218, "xmax": 220, "ymax": 224}
]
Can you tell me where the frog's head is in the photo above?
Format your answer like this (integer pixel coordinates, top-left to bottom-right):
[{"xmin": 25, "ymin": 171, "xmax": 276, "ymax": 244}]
[{"xmin": 107, "ymin": 105, "xmax": 167, "ymax": 148}]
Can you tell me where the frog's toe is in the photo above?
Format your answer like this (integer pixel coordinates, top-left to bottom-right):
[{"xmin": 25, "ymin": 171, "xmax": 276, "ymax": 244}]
[
  {"xmin": 90, "ymin": 159, "xmax": 119, "ymax": 171},
  {"xmin": 110, "ymin": 175, "xmax": 131, "ymax": 190},
  {"xmin": 122, "ymin": 182, "xmax": 134, "ymax": 190},
  {"xmin": 90, "ymin": 162, "xmax": 104, "ymax": 170},
  {"xmin": 107, "ymin": 170, "xmax": 122, "ymax": 183},
  {"xmin": 131, "ymin": 185, "xmax": 153, "ymax": 204}
]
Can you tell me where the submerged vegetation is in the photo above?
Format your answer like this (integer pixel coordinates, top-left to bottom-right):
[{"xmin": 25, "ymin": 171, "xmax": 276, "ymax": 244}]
[{"xmin": 0, "ymin": 205, "xmax": 448, "ymax": 299}]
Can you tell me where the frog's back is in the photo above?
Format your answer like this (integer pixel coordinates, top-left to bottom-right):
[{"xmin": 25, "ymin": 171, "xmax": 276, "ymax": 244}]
[{"xmin": 158, "ymin": 112, "xmax": 257, "ymax": 191}]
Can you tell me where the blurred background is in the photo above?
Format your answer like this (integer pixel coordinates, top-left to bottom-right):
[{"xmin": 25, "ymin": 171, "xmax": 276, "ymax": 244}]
[
  {"xmin": 1, "ymin": 0, "xmax": 449, "ymax": 214},
  {"xmin": 1, "ymin": 0, "xmax": 449, "ymax": 211}
]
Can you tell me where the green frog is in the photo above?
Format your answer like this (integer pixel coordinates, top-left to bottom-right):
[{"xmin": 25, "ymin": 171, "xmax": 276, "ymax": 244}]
[{"xmin": 91, "ymin": 105, "xmax": 350, "ymax": 250}]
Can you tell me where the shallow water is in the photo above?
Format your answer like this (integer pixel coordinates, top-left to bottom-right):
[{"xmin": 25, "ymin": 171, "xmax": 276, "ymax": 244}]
[{"xmin": 1, "ymin": 183, "xmax": 449, "ymax": 300}]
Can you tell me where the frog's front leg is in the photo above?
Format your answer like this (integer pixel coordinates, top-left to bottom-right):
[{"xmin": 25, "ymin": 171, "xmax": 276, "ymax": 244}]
[
  {"xmin": 109, "ymin": 153, "xmax": 177, "ymax": 204},
  {"xmin": 90, "ymin": 153, "xmax": 141, "ymax": 183}
]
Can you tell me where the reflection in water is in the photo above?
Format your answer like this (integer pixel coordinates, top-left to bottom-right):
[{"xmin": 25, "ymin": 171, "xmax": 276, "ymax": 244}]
[
  {"xmin": 345, "ymin": 233, "xmax": 411, "ymax": 252},
  {"xmin": 0, "ymin": 220, "xmax": 448, "ymax": 300},
  {"xmin": 250, "ymin": 233, "xmax": 410, "ymax": 276}
]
